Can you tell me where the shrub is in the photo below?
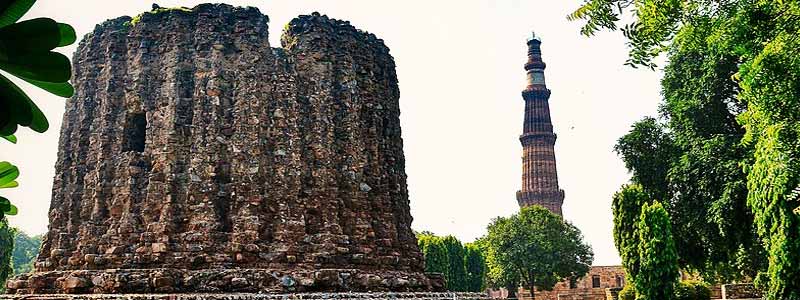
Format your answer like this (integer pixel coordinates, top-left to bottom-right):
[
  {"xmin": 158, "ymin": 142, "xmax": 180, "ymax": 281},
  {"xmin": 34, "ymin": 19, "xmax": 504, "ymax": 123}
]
[
  {"xmin": 618, "ymin": 284, "xmax": 635, "ymax": 300},
  {"xmin": 674, "ymin": 280, "xmax": 711, "ymax": 300}
]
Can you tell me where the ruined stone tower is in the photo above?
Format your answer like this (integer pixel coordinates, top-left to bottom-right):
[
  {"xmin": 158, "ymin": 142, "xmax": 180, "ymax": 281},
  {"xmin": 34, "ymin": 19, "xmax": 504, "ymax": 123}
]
[
  {"xmin": 6, "ymin": 4, "xmax": 440, "ymax": 295},
  {"xmin": 515, "ymin": 33, "xmax": 564, "ymax": 216}
]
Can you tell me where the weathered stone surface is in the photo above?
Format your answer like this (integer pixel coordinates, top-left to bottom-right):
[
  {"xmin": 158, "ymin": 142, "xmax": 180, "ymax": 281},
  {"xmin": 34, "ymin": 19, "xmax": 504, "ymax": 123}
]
[
  {"xmin": 7, "ymin": 3, "xmax": 433, "ymax": 295},
  {"xmin": 515, "ymin": 35, "xmax": 564, "ymax": 216},
  {"xmin": 721, "ymin": 283, "xmax": 762, "ymax": 299},
  {"xmin": 0, "ymin": 292, "xmax": 490, "ymax": 300}
]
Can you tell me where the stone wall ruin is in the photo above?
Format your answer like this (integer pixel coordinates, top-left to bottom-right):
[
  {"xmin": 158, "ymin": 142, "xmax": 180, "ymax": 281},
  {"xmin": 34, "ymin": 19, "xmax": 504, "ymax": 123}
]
[{"xmin": 6, "ymin": 3, "xmax": 437, "ymax": 295}]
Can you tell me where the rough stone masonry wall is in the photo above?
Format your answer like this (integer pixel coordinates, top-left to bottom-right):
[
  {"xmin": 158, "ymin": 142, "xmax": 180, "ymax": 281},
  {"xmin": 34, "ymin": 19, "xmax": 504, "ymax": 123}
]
[{"xmin": 6, "ymin": 3, "xmax": 435, "ymax": 295}]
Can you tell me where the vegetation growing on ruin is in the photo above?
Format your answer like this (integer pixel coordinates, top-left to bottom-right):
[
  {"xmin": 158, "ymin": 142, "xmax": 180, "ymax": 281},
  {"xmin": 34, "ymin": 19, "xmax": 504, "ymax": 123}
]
[{"xmin": 124, "ymin": 6, "xmax": 192, "ymax": 27}]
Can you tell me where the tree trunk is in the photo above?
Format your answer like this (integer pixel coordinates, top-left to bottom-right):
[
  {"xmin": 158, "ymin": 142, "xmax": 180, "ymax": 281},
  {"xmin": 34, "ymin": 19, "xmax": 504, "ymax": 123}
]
[
  {"xmin": 506, "ymin": 285, "xmax": 517, "ymax": 300},
  {"xmin": 529, "ymin": 274, "xmax": 536, "ymax": 300}
]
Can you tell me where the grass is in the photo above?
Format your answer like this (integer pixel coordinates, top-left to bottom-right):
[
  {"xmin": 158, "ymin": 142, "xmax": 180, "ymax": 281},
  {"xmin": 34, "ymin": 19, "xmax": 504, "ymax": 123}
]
[{"xmin": 123, "ymin": 6, "xmax": 193, "ymax": 27}]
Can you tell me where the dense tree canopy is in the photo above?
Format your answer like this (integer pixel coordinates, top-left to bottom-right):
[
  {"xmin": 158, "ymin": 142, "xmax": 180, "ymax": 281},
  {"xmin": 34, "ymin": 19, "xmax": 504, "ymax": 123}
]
[
  {"xmin": 417, "ymin": 232, "xmax": 449, "ymax": 277},
  {"xmin": 464, "ymin": 243, "xmax": 487, "ymax": 292},
  {"xmin": 441, "ymin": 236, "xmax": 468, "ymax": 291},
  {"xmin": 483, "ymin": 206, "xmax": 593, "ymax": 299},
  {"xmin": 12, "ymin": 231, "xmax": 41, "ymax": 274},
  {"xmin": 417, "ymin": 232, "xmax": 486, "ymax": 292},
  {"xmin": 571, "ymin": 1, "xmax": 800, "ymax": 298}
]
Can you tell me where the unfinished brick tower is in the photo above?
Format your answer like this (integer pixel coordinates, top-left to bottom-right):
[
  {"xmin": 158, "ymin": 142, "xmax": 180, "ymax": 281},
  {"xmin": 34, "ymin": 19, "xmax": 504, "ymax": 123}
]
[
  {"xmin": 3, "ymin": 4, "xmax": 469, "ymax": 297},
  {"xmin": 515, "ymin": 33, "xmax": 564, "ymax": 216}
]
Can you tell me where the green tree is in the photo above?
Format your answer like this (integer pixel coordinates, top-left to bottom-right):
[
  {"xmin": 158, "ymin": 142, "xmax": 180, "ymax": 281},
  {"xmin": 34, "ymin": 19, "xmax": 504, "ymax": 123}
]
[
  {"xmin": 614, "ymin": 118, "xmax": 676, "ymax": 201},
  {"xmin": 484, "ymin": 206, "xmax": 593, "ymax": 299},
  {"xmin": 464, "ymin": 242, "xmax": 487, "ymax": 292},
  {"xmin": 612, "ymin": 184, "xmax": 650, "ymax": 287},
  {"xmin": 417, "ymin": 233, "xmax": 449, "ymax": 278},
  {"xmin": 12, "ymin": 231, "xmax": 41, "ymax": 274},
  {"xmin": 636, "ymin": 201, "xmax": 679, "ymax": 300},
  {"xmin": 0, "ymin": 218, "xmax": 14, "ymax": 293},
  {"xmin": 480, "ymin": 235, "xmax": 521, "ymax": 298},
  {"xmin": 442, "ymin": 235, "xmax": 467, "ymax": 291},
  {"xmin": 570, "ymin": 1, "xmax": 799, "ymax": 298}
]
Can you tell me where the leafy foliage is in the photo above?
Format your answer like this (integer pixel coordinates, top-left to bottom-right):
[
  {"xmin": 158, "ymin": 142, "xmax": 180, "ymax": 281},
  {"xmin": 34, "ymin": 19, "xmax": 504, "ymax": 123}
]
[
  {"xmin": 126, "ymin": 6, "xmax": 193, "ymax": 27},
  {"xmin": 483, "ymin": 206, "xmax": 593, "ymax": 299},
  {"xmin": 464, "ymin": 243, "xmax": 487, "ymax": 292},
  {"xmin": 417, "ymin": 232, "xmax": 449, "ymax": 277},
  {"xmin": 674, "ymin": 280, "xmax": 711, "ymax": 300},
  {"xmin": 0, "ymin": 162, "xmax": 20, "ymax": 216},
  {"xmin": 618, "ymin": 283, "xmax": 636, "ymax": 300},
  {"xmin": 0, "ymin": 0, "xmax": 75, "ymax": 137},
  {"xmin": 612, "ymin": 184, "xmax": 650, "ymax": 282},
  {"xmin": 11, "ymin": 230, "xmax": 41, "ymax": 274},
  {"xmin": 0, "ymin": 1, "xmax": 76, "ymax": 259},
  {"xmin": 570, "ymin": 0, "xmax": 800, "ymax": 298},
  {"xmin": 417, "ymin": 232, "xmax": 486, "ymax": 292},
  {"xmin": 635, "ymin": 201, "xmax": 679, "ymax": 300},
  {"xmin": 0, "ymin": 218, "xmax": 13, "ymax": 293},
  {"xmin": 441, "ymin": 236, "xmax": 468, "ymax": 291},
  {"xmin": 481, "ymin": 234, "xmax": 521, "ymax": 293}
]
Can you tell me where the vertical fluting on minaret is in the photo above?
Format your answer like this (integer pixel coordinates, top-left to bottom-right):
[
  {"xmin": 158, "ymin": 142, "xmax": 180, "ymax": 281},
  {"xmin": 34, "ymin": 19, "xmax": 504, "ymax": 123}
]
[{"xmin": 516, "ymin": 32, "xmax": 565, "ymax": 216}]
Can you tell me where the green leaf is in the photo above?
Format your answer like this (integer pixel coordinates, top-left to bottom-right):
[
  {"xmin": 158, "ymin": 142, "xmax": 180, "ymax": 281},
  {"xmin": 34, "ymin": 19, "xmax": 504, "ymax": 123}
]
[
  {"xmin": 0, "ymin": 196, "xmax": 9, "ymax": 211},
  {"xmin": 0, "ymin": 73, "xmax": 48, "ymax": 133},
  {"xmin": 0, "ymin": 51, "xmax": 71, "ymax": 83},
  {"xmin": 0, "ymin": 161, "xmax": 19, "ymax": 187},
  {"xmin": 0, "ymin": 74, "xmax": 32, "ymax": 130},
  {"xmin": 57, "ymin": 22, "xmax": 75, "ymax": 47},
  {"xmin": 20, "ymin": 77, "xmax": 73, "ymax": 97},
  {"xmin": 0, "ymin": 180, "xmax": 17, "ymax": 188},
  {"xmin": 0, "ymin": 120, "xmax": 17, "ymax": 136},
  {"xmin": 1, "ymin": 134, "xmax": 15, "ymax": 143},
  {"xmin": 0, "ymin": 0, "xmax": 35, "ymax": 28},
  {"xmin": 0, "ymin": 18, "xmax": 61, "ymax": 54},
  {"xmin": 0, "ymin": 197, "xmax": 17, "ymax": 215}
]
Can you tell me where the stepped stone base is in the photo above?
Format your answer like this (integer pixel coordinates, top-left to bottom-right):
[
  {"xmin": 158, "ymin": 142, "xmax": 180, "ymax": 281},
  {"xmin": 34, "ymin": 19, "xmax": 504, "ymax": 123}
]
[
  {"xmin": 0, "ymin": 292, "xmax": 488, "ymax": 300},
  {"xmin": 5, "ymin": 269, "xmax": 444, "ymax": 295}
]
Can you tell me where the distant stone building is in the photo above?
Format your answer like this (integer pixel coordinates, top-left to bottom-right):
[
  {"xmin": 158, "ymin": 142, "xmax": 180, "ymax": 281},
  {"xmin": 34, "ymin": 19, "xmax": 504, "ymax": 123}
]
[{"xmin": 497, "ymin": 33, "xmax": 626, "ymax": 300}]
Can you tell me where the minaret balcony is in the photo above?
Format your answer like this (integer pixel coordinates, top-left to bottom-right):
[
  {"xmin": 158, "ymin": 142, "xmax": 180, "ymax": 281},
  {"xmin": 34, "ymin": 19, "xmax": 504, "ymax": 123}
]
[
  {"xmin": 520, "ymin": 132, "xmax": 556, "ymax": 145},
  {"xmin": 524, "ymin": 61, "xmax": 546, "ymax": 70},
  {"xmin": 522, "ymin": 89, "xmax": 551, "ymax": 99}
]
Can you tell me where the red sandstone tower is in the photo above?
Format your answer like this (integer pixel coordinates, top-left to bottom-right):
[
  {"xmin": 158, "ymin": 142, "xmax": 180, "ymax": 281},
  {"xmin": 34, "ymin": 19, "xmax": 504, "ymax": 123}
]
[{"xmin": 516, "ymin": 33, "xmax": 565, "ymax": 216}]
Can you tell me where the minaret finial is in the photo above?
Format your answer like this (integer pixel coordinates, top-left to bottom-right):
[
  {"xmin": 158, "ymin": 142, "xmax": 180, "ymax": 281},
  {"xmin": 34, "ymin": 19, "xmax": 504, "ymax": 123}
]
[{"xmin": 527, "ymin": 31, "xmax": 540, "ymax": 42}]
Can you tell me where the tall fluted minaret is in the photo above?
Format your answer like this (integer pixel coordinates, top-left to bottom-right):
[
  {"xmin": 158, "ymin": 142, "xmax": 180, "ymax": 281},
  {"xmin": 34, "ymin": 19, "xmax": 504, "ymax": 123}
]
[{"xmin": 516, "ymin": 32, "xmax": 565, "ymax": 216}]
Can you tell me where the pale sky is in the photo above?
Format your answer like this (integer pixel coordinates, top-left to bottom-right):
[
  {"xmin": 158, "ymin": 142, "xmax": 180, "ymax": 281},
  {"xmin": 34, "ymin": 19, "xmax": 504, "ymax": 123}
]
[{"xmin": 0, "ymin": 0, "xmax": 662, "ymax": 266}]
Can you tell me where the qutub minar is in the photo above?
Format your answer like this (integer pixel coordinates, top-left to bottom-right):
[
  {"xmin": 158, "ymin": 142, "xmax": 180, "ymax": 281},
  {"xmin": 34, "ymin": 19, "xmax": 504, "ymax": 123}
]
[
  {"xmin": 502, "ymin": 34, "xmax": 627, "ymax": 300},
  {"xmin": 516, "ymin": 33, "xmax": 564, "ymax": 216}
]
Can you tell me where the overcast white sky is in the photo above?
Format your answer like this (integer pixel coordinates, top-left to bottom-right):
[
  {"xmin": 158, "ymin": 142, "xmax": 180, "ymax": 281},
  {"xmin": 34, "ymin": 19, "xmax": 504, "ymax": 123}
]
[{"xmin": 0, "ymin": 0, "xmax": 663, "ymax": 266}]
